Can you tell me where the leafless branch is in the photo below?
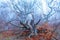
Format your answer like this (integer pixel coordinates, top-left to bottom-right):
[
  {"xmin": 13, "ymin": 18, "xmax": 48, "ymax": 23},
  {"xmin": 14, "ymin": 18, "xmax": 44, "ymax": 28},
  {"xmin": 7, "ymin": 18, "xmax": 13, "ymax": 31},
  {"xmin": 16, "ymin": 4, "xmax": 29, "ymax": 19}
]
[
  {"xmin": 53, "ymin": 36, "xmax": 58, "ymax": 40},
  {"xmin": 35, "ymin": 18, "xmax": 41, "ymax": 25},
  {"xmin": 20, "ymin": 21, "xmax": 28, "ymax": 29}
]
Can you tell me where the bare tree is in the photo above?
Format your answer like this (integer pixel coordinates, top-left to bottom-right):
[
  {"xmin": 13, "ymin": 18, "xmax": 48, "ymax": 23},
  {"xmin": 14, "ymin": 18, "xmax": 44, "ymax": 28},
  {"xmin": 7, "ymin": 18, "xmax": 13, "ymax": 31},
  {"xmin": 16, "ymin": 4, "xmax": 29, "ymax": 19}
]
[{"xmin": 5, "ymin": 0, "xmax": 56, "ymax": 36}]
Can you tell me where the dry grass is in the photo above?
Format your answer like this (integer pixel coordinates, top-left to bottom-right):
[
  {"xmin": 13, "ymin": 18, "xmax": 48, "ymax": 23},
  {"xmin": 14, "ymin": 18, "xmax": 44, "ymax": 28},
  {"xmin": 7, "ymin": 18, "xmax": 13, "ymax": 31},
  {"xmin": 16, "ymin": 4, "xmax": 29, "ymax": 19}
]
[{"xmin": 0, "ymin": 22, "xmax": 60, "ymax": 40}]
